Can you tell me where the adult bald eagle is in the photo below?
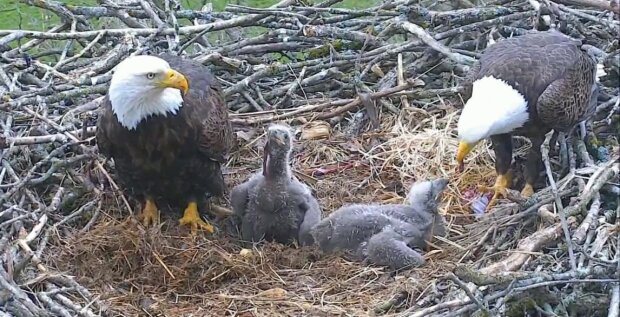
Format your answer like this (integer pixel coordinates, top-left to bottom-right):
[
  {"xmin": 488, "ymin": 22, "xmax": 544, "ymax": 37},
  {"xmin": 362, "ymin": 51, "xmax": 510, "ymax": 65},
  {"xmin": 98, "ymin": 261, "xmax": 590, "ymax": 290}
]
[
  {"xmin": 456, "ymin": 31, "xmax": 597, "ymax": 209},
  {"xmin": 96, "ymin": 54, "xmax": 234, "ymax": 234}
]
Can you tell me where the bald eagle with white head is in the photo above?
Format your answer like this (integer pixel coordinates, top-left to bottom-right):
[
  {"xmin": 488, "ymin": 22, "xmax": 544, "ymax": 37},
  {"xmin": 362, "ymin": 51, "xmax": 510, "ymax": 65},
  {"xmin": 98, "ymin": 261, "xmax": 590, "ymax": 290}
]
[
  {"xmin": 456, "ymin": 31, "xmax": 597, "ymax": 210},
  {"xmin": 96, "ymin": 54, "xmax": 234, "ymax": 234}
]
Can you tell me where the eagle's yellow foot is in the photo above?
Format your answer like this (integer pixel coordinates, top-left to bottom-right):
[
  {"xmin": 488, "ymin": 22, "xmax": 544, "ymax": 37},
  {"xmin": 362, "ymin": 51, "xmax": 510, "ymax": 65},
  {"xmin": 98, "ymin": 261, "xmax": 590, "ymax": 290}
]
[
  {"xmin": 521, "ymin": 183, "xmax": 535, "ymax": 198},
  {"xmin": 179, "ymin": 202, "xmax": 214, "ymax": 235},
  {"xmin": 478, "ymin": 173, "xmax": 512, "ymax": 211},
  {"xmin": 141, "ymin": 199, "xmax": 160, "ymax": 227}
]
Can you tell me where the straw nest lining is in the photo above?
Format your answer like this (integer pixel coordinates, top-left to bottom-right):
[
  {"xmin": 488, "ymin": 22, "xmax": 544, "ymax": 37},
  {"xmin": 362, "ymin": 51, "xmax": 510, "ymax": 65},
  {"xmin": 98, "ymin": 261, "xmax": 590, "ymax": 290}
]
[
  {"xmin": 45, "ymin": 109, "xmax": 484, "ymax": 316},
  {"xmin": 44, "ymin": 107, "xmax": 616, "ymax": 316},
  {"xmin": 0, "ymin": 0, "xmax": 618, "ymax": 316}
]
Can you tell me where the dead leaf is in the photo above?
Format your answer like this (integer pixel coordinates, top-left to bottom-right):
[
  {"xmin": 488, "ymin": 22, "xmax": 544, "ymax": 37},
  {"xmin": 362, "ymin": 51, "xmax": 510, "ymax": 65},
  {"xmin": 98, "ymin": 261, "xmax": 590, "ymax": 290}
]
[
  {"xmin": 239, "ymin": 249, "xmax": 253, "ymax": 258},
  {"xmin": 236, "ymin": 130, "xmax": 256, "ymax": 142},
  {"xmin": 371, "ymin": 64, "xmax": 385, "ymax": 77},
  {"xmin": 256, "ymin": 287, "xmax": 288, "ymax": 300},
  {"xmin": 301, "ymin": 121, "xmax": 331, "ymax": 140}
]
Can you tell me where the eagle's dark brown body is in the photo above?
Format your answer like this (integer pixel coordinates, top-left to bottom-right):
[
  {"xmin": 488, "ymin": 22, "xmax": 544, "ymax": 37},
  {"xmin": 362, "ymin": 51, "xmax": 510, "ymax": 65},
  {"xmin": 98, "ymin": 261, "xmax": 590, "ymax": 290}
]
[
  {"xmin": 459, "ymin": 31, "xmax": 597, "ymax": 204},
  {"xmin": 96, "ymin": 55, "xmax": 234, "ymax": 213},
  {"xmin": 463, "ymin": 31, "xmax": 597, "ymax": 137}
]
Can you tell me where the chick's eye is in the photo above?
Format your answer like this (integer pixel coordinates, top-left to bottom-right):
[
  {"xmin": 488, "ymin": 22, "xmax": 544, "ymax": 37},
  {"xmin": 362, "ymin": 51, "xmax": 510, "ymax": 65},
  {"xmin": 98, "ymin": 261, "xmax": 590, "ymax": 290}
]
[{"xmin": 146, "ymin": 72, "xmax": 155, "ymax": 79}]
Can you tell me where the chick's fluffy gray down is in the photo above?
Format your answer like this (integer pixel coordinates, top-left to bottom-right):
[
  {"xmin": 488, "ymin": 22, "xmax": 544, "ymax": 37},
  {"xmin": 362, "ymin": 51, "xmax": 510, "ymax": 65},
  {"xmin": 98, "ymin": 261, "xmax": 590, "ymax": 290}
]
[
  {"xmin": 231, "ymin": 174, "xmax": 321, "ymax": 245},
  {"xmin": 310, "ymin": 178, "xmax": 448, "ymax": 269},
  {"xmin": 364, "ymin": 226, "xmax": 426, "ymax": 269},
  {"xmin": 229, "ymin": 125, "xmax": 321, "ymax": 246}
]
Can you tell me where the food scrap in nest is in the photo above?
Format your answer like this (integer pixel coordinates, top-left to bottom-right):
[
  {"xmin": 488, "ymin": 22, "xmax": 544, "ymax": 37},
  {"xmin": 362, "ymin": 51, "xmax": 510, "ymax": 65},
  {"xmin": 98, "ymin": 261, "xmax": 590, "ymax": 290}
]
[{"xmin": 462, "ymin": 189, "xmax": 492, "ymax": 217}]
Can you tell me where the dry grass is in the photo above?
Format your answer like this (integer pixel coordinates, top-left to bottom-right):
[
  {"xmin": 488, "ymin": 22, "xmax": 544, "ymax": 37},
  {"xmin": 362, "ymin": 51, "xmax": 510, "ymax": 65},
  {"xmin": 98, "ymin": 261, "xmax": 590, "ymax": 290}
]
[
  {"xmin": 44, "ymin": 103, "xmax": 534, "ymax": 316},
  {"xmin": 49, "ymin": 219, "xmax": 461, "ymax": 316}
]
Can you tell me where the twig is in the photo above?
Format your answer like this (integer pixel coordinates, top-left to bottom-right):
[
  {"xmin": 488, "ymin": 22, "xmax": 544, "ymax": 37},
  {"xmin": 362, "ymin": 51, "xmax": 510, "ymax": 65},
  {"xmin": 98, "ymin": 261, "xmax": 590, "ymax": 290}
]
[
  {"xmin": 446, "ymin": 273, "xmax": 488, "ymax": 314},
  {"xmin": 572, "ymin": 193, "xmax": 601, "ymax": 244},
  {"xmin": 397, "ymin": 53, "xmax": 410, "ymax": 109},
  {"xmin": 609, "ymin": 204, "xmax": 620, "ymax": 317},
  {"xmin": 399, "ymin": 20, "xmax": 474, "ymax": 66},
  {"xmin": 541, "ymin": 132, "xmax": 578, "ymax": 271},
  {"xmin": 0, "ymin": 127, "xmax": 97, "ymax": 148},
  {"xmin": 0, "ymin": 0, "xmax": 298, "ymax": 41},
  {"xmin": 0, "ymin": 266, "xmax": 45, "ymax": 316},
  {"xmin": 479, "ymin": 218, "xmax": 578, "ymax": 274},
  {"xmin": 408, "ymin": 298, "xmax": 472, "ymax": 317},
  {"xmin": 566, "ymin": 159, "xmax": 620, "ymax": 216},
  {"xmin": 232, "ymin": 80, "xmax": 416, "ymax": 125},
  {"xmin": 552, "ymin": 0, "xmax": 620, "ymax": 14}
]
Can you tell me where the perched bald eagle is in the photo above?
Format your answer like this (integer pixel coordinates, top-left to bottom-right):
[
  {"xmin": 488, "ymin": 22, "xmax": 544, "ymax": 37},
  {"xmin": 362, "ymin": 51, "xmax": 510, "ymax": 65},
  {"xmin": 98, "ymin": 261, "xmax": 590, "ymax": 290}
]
[
  {"xmin": 96, "ymin": 54, "xmax": 234, "ymax": 234},
  {"xmin": 456, "ymin": 31, "xmax": 597, "ymax": 209}
]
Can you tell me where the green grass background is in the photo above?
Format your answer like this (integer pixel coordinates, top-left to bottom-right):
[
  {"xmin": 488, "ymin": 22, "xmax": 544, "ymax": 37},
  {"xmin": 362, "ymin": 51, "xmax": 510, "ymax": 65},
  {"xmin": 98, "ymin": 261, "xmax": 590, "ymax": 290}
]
[{"xmin": 0, "ymin": 0, "xmax": 379, "ymax": 30}]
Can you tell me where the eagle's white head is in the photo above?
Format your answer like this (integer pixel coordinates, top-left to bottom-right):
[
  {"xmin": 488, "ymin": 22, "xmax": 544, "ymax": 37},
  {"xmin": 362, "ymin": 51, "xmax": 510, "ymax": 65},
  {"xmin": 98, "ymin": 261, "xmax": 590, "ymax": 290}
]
[
  {"xmin": 456, "ymin": 76, "xmax": 529, "ymax": 169},
  {"xmin": 108, "ymin": 55, "xmax": 189, "ymax": 130}
]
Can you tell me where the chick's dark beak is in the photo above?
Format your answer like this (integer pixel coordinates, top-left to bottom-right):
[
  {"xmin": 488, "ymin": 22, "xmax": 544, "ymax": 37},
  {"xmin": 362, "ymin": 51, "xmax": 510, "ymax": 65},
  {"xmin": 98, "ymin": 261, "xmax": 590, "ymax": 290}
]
[
  {"xmin": 274, "ymin": 134, "xmax": 286, "ymax": 146},
  {"xmin": 268, "ymin": 131, "xmax": 286, "ymax": 146}
]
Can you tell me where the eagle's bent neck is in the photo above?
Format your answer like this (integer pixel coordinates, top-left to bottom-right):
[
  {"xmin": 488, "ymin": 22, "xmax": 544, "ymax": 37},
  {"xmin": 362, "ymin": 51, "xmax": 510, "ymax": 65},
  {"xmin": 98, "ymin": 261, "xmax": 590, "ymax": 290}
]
[
  {"xmin": 109, "ymin": 87, "xmax": 183, "ymax": 130},
  {"xmin": 458, "ymin": 76, "xmax": 529, "ymax": 143}
]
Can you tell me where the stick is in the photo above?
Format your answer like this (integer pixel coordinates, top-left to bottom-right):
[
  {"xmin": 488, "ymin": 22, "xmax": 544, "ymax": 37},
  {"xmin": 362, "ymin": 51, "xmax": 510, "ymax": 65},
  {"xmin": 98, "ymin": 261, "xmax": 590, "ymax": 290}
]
[
  {"xmin": 572, "ymin": 193, "xmax": 600, "ymax": 244},
  {"xmin": 480, "ymin": 218, "xmax": 577, "ymax": 274},
  {"xmin": 609, "ymin": 204, "xmax": 620, "ymax": 317},
  {"xmin": 446, "ymin": 273, "xmax": 489, "ymax": 314},
  {"xmin": 553, "ymin": 0, "xmax": 620, "ymax": 14},
  {"xmin": 399, "ymin": 21, "xmax": 474, "ymax": 66},
  {"xmin": 232, "ymin": 80, "xmax": 416, "ymax": 125},
  {"xmin": 541, "ymin": 132, "xmax": 578, "ymax": 271},
  {"xmin": 566, "ymin": 159, "xmax": 620, "ymax": 216},
  {"xmin": 0, "ymin": 0, "xmax": 298, "ymax": 40},
  {"xmin": 397, "ymin": 53, "xmax": 410, "ymax": 109}
]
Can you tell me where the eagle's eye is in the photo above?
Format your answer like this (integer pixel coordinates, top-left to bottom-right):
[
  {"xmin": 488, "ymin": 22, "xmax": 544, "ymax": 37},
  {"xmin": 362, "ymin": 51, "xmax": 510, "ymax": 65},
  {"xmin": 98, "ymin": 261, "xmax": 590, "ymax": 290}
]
[{"xmin": 146, "ymin": 72, "xmax": 155, "ymax": 79}]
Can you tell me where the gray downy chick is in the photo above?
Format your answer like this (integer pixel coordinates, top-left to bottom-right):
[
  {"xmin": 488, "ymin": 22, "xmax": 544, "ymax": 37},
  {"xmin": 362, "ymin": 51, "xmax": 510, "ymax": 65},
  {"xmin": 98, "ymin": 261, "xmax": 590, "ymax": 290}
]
[
  {"xmin": 310, "ymin": 177, "xmax": 449, "ymax": 268},
  {"xmin": 380, "ymin": 178, "xmax": 449, "ymax": 242},
  {"xmin": 310, "ymin": 205, "xmax": 404, "ymax": 258},
  {"xmin": 363, "ymin": 225, "xmax": 426, "ymax": 270},
  {"xmin": 230, "ymin": 124, "xmax": 321, "ymax": 246}
]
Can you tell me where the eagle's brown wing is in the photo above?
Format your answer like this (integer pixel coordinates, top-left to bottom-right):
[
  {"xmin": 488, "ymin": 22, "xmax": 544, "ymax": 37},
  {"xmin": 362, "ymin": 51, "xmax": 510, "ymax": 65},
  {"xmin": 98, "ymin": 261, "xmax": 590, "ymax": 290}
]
[
  {"xmin": 160, "ymin": 54, "xmax": 234, "ymax": 163},
  {"xmin": 474, "ymin": 31, "xmax": 582, "ymax": 100},
  {"xmin": 465, "ymin": 31, "xmax": 595, "ymax": 128},
  {"xmin": 95, "ymin": 96, "xmax": 116, "ymax": 158},
  {"xmin": 535, "ymin": 45, "xmax": 597, "ymax": 131},
  {"xmin": 196, "ymin": 84, "xmax": 234, "ymax": 163}
]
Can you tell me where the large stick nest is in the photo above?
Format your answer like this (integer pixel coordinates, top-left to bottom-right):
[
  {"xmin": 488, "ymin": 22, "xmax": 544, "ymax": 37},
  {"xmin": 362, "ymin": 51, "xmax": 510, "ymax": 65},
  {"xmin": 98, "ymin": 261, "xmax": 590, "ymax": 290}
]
[{"xmin": 0, "ymin": 0, "xmax": 619, "ymax": 316}]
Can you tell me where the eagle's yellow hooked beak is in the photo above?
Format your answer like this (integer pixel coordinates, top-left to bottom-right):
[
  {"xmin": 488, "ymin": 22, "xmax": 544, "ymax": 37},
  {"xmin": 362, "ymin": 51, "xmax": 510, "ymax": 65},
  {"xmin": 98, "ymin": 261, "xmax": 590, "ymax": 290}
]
[
  {"xmin": 456, "ymin": 141, "xmax": 477, "ymax": 172},
  {"xmin": 158, "ymin": 69, "xmax": 189, "ymax": 95}
]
